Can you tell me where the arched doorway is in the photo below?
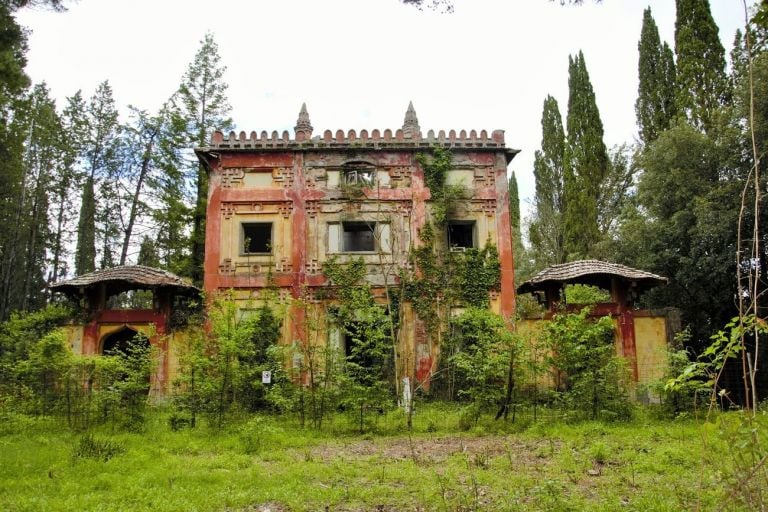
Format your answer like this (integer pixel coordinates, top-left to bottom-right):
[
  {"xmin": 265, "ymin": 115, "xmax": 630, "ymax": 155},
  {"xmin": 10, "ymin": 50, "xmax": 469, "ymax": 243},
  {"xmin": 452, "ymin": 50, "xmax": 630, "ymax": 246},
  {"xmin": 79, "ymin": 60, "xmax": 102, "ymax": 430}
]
[{"xmin": 101, "ymin": 326, "xmax": 147, "ymax": 355}]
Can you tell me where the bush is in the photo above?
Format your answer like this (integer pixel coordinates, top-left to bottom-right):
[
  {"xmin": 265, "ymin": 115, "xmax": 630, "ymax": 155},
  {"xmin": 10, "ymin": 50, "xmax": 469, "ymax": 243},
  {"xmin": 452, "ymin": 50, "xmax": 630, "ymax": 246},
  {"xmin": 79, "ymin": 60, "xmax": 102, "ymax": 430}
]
[
  {"xmin": 542, "ymin": 308, "xmax": 632, "ymax": 421},
  {"xmin": 71, "ymin": 434, "xmax": 125, "ymax": 462}
]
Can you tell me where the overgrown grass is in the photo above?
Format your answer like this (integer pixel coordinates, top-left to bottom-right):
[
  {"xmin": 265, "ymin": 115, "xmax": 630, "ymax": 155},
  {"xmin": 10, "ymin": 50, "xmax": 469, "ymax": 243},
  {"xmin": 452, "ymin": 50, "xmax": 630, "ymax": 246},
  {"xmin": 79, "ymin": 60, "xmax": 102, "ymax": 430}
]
[{"xmin": 0, "ymin": 404, "xmax": 750, "ymax": 511}]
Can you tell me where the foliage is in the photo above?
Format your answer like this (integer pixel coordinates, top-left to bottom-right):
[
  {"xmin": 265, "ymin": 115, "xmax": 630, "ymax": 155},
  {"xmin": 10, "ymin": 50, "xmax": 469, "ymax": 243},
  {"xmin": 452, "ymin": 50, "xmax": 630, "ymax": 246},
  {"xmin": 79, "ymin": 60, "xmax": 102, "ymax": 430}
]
[
  {"xmin": 563, "ymin": 50, "xmax": 609, "ymax": 260},
  {"xmin": 667, "ymin": 315, "xmax": 768, "ymax": 407},
  {"xmin": 447, "ymin": 308, "xmax": 518, "ymax": 425},
  {"xmin": 415, "ymin": 147, "xmax": 465, "ymax": 225},
  {"xmin": 454, "ymin": 245, "xmax": 501, "ymax": 308},
  {"xmin": 529, "ymin": 95, "xmax": 566, "ymax": 268},
  {"xmin": 71, "ymin": 433, "xmax": 125, "ymax": 462},
  {"xmin": 175, "ymin": 32, "xmax": 233, "ymax": 284},
  {"xmin": 508, "ymin": 171, "xmax": 534, "ymax": 283},
  {"xmin": 650, "ymin": 327, "xmax": 709, "ymax": 417},
  {"xmin": 542, "ymin": 308, "xmax": 632, "ymax": 421},
  {"xmin": 324, "ymin": 257, "xmax": 394, "ymax": 432},
  {"xmin": 674, "ymin": 0, "xmax": 729, "ymax": 134},
  {"xmin": 0, "ymin": 406, "xmax": 748, "ymax": 511},
  {"xmin": 563, "ymin": 284, "xmax": 610, "ymax": 305},
  {"xmin": 636, "ymin": 6, "xmax": 677, "ymax": 146},
  {"xmin": 0, "ymin": 303, "xmax": 71, "ymax": 364},
  {"xmin": 172, "ymin": 293, "xmax": 287, "ymax": 428}
]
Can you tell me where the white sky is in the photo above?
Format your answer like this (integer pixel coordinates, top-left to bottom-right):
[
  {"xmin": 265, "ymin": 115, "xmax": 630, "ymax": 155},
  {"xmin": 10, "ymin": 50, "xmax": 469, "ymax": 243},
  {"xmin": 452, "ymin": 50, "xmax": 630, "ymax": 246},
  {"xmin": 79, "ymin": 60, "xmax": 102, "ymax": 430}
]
[{"xmin": 17, "ymin": 0, "xmax": 745, "ymax": 219}]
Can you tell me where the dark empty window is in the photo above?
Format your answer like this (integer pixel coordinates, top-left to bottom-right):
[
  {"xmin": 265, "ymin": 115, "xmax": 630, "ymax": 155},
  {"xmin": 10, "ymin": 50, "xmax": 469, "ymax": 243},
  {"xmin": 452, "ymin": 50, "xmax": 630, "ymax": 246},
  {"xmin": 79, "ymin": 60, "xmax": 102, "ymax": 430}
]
[
  {"xmin": 243, "ymin": 223, "xmax": 272, "ymax": 253},
  {"xmin": 448, "ymin": 221, "xmax": 475, "ymax": 249},
  {"xmin": 343, "ymin": 168, "xmax": 374, "ymax": 186},
  {"xmin": 342, "ymin": 222, "xmax": 375, "ymax": 252}
]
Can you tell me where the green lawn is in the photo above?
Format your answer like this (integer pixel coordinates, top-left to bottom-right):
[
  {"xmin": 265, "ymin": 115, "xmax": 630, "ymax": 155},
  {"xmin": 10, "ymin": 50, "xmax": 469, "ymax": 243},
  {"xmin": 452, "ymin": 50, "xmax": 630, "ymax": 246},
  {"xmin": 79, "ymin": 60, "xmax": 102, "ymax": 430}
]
[{"xmin": 0, "ymin": 406, "xmax": 747, "ymax": 511}]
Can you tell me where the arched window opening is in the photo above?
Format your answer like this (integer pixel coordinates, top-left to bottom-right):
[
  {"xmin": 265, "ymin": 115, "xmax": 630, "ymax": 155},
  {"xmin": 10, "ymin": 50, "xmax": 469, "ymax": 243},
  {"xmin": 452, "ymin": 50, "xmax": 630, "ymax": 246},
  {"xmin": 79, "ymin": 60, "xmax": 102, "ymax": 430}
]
[{"xmin": 101, "ymin": 327, "xmax": 147, "ymax": 356}]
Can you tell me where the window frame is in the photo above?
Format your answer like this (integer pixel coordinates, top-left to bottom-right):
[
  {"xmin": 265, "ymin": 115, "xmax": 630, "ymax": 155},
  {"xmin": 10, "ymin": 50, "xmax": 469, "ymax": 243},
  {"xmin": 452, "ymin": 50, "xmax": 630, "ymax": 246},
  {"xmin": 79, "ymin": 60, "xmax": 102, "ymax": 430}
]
[
  {"xmin": 447, "ymin": 220, "xmax": 476, "ymax": 251},
  {"xmin": 241, "ymin": 222, "xmax": 273, "ymax": 255},
  {"xmin": 341, "ymin": 167, "xmax": 375, "ymax": 187},
  {"xmin": 327, "ymin": 221, "xmax": 391, "ymax": 254}
]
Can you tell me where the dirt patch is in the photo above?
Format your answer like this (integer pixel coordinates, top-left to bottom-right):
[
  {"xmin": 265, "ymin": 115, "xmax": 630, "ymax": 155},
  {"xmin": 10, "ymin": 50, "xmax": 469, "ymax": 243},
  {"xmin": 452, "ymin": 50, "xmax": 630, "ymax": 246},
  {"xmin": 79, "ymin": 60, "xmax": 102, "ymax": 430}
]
[
  {"xmin": 226, "ymin": 503, "xmax": 290, "ymax": 512},
  {"xmin": 306, "ymin": 435, "xmax": 563, "ymax": 465}
]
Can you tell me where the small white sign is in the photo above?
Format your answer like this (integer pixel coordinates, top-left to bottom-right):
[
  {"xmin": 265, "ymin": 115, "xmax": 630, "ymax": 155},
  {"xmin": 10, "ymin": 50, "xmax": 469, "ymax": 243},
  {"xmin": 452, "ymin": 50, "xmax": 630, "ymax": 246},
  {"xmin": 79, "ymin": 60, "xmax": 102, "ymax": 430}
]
[
  {"xmin": 262, "ymin": 371, "xmax": 272, "ymax": 384},
  {"xmin": 402, "ymin": 377, "xmax": 412, "ymax": 414}
]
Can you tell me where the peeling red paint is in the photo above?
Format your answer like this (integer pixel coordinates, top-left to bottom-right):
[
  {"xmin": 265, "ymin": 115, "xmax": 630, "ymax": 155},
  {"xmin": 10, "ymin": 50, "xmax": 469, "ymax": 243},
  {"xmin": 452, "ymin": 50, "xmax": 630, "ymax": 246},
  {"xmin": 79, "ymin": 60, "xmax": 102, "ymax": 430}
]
[{"xmin": 197, "ymin": 106, "xmax": 520, "ymax": 387}]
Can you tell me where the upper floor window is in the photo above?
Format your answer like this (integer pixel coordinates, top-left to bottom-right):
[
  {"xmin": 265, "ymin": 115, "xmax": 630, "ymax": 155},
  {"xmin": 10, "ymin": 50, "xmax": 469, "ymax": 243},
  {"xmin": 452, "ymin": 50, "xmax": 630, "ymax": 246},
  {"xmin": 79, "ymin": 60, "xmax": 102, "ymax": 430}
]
[
  {"xmin": 242, "ymin": 222, "xmax": 272, "ymax": 253},
  {"xmin": 328, "ymin": 221, "xmax": 391, "ymax": 253},
  {"xmin": 447, "ymin": 221, "xmax": 475, "ymax": 251},
  {"xmin": 342, "ymin": 167, "xmax": 374, "ymax": 187}
]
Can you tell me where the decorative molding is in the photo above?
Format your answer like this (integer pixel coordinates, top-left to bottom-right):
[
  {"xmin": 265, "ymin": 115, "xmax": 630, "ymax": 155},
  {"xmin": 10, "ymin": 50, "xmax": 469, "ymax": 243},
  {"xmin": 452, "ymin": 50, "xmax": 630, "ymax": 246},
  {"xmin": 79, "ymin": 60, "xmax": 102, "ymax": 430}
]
[
  {"xmin": 278, "ymin": 201, "xmax": 293, "ymax": 218},
  {"xmin": 472, "ymin": 167, "xmax": 495, "ymax": 187},
  {"xmin": 221, "ymin": 203, "xmax": 236, "ymax": 219},
  {"xmin": 305, "ymin": 200, "xmax": 319, "ymax": 218},
  {"xmin": 305, "ymin": 259, "xmax": 321, "ymax": 274},
  {"xmin": 272, "ymin": 167, "xmax": 294, "ymax": 187},
  {"xmin": 275, "ymin": 258, "xmax": 292, "ymax": 273},
  {"xmin": 219, "ymin": 259, "xmax": 235, "ymax": 275},
  {"xmin": 221, "ymin": 168, "xmax": 245, "ymax": 188}
]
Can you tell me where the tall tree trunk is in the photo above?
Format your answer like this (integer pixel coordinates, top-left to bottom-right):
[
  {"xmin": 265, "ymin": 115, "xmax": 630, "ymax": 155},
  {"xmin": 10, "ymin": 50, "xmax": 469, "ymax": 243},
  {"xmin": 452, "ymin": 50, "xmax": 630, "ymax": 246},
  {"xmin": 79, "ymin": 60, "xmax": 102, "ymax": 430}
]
[{"xmin": 120, "ymin": 137, "xmax": 154, "ymax": 266}]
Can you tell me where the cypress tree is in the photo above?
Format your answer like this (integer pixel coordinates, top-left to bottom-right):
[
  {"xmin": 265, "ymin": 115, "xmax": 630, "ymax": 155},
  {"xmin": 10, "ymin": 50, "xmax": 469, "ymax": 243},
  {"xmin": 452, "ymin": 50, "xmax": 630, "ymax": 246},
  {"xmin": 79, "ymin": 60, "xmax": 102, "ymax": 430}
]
[
  {"xmin": 508, "ymin": 171, "xmax": 522, "ymax": 251},
  {"xmin": 75, "ymin": 176, "xmax": 96, "ymax": 275},
  {"xmin": 636, "ymin": 7, "xmax": 677, "ymax": 145},
  {"xmin": 563, "ymin": 51, "xmax": 608, "ymax": 259},
  {"xmin": 74, "ymin": 81, "xmax": 120, "ymax": 274},
  {"xmin": 529, "ymin": 95, "xmax": 567, "ymax": 266},
  {"xmin": 674, "ymin": 0, "xmax": 728, "ymax": 133}
]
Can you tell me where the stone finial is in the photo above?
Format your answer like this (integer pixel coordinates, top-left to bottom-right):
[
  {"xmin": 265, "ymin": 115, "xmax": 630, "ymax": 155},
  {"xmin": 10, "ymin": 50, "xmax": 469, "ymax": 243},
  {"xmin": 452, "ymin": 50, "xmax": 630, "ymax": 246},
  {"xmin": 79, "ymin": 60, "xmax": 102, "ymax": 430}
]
[
  {"xmin": 402, "ymin": 101, "xmax": 420, "ymax": 138},
  {"xmin": 294, "ymin": 102, "xmax": 313, "ymax": 139}
]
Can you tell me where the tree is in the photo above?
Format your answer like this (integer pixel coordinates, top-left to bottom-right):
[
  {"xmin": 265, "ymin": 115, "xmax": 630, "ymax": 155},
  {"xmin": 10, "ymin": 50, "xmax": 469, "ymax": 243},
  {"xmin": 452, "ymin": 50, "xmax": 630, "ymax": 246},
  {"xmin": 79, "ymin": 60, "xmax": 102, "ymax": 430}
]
[
  {"xmin": 543, "ymin": 307, "xmax": 631, "ymax": 420},
  {"xmin": 116, "ymin": 105, "xmax": 184, "ymax": 266},
  {"xmin": 74, "ymin": 81, "xmax": 120, "ymax": 274},
  {"xmin": 636, "ymin": 7, "xmax": 677, "ymax": 146},
  {"xmin": 597, "ymin": 144, "xmax": 635, "ymax": 238},
  {"xmin": 617, "ymin": 123, "xmax": 737, "ymax": 347},
  {"xmin": 674, "ymin": 0, "xmax": 728, "ymax": 134},
  {"xmin": 529, "ymin": 95, "xmax": 567, "ymax": 268},
  {"xmin": 448, "ymin": 308, "xmax": 516, "ymax": 425},
  {"xmin": 508, "ymin": 171, "xmax": 532, "ymax": 282},
  {"xmin": 19, "ymin": 84, "xmax": 62, "ymax": 312},
  {"xmin": 0, "ymin": 2, "xmax": 29, "ymax": 102},
  {"xmin": 148, "ymin": 99, "xmax": 190, "ymax": 274},
  {"xmin": 48, "ymin": 91, "xmax": 86, "ymax": 288},
  {"xmin": 563, "ymin": 51, "xmax": 608, "ymax": 259},
  {"xmin": 176, "ymin": 33, "xmax": 232, "ymax": 284}
]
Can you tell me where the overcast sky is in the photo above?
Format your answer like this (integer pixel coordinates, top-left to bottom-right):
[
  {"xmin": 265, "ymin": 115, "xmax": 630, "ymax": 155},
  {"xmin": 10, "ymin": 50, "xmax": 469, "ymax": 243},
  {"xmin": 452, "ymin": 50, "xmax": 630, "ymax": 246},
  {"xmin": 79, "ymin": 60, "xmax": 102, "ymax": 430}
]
[{"xmin": 16, "ymin": 0, "xmax": 744, "ymax": 219}]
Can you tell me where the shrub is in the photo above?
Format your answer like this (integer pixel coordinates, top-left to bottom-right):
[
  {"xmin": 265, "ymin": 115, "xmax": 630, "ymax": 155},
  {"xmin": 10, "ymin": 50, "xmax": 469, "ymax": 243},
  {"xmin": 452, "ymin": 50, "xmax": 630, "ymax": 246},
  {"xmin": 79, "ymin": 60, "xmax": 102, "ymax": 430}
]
[{"xmin": 72, "ymin": 434, "xmax": 125, "ymax": 462}]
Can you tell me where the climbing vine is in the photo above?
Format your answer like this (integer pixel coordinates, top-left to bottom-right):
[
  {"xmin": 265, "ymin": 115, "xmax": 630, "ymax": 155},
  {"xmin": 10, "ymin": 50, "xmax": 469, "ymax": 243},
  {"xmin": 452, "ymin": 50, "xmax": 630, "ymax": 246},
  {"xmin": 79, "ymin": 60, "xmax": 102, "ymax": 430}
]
[{"xmin": 403, "ymin": 148, "xmax": 502, "ymax": 376}]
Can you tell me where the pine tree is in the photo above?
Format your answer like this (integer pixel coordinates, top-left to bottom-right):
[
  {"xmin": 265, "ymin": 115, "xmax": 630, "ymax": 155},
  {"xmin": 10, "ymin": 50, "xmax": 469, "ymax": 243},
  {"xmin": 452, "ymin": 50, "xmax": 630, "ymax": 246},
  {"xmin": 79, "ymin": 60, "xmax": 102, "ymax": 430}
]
[
  {"xmin": 0, "ymin": 2, "xmax": 30, "ymax": 320},
  {"xmin": 137, "ymin": 236, "xmax": 160, "ymax": 268},
  {"xmin": 0, "ymin": 84, "xmax": 61, "ymax": 316},
  {"xmin": 118, "ymin": 107, "xmax": 163, "ymax": 266},
  {"xmin": 563, "ymin": 51, "xmax": 608, "ymax": 259},
  {"xmin": 176, "ymin": 33, "xmax": 233, "ymax": 284},
  {"xmin": 152, "ymin": 98, "xmax": 191, "ymax": 274},
  {"xmin": 674, "ymin": 0, "xmax": 728, "ymax": 133},
  {"xmin": 20, "ymin": 84, "xmax": 62, "ymax": 311},
  {"xmin": 636, "ymin": 7, "xmax": 677, "ymax": 146},
  {"xmin": 74, "ymin": 80, "xmax": 120, "ymax": 275},
  {"xmin": 49, "ymin": 91, "xmax": 86, "ymax": 285},
  {"xmin": 529, "ymin": 95, "xmax": 567, "ymax": 267}
]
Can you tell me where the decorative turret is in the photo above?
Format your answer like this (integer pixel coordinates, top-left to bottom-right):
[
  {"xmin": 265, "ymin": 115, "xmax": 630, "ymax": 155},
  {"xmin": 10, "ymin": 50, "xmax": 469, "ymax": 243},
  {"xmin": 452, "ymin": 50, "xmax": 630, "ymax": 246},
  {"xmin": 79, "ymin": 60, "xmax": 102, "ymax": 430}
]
[
  {"xmin": 294, "ymin": 102, "xmax": 313, "ymax": 140},
  {"xmin": 402, "ymin": 101, "xmax": 420, "ymax": 138}
]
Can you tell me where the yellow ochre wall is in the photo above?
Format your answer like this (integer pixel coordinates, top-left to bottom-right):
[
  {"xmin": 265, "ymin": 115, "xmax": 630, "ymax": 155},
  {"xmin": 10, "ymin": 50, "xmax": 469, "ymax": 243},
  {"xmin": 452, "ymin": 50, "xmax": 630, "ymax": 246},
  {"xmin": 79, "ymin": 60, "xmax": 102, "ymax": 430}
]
[{"xmin": 517, "ymin": 313, "xmax": 669, "ymax": 392}]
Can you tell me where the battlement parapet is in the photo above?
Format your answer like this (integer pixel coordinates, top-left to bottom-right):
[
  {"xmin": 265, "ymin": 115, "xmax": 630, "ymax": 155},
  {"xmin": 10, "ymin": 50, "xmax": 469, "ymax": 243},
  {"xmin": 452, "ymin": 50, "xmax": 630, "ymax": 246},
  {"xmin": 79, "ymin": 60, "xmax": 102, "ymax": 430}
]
[{"xmin": 207, "ymin": 128, "xmax": 509, "ymax": 151}]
